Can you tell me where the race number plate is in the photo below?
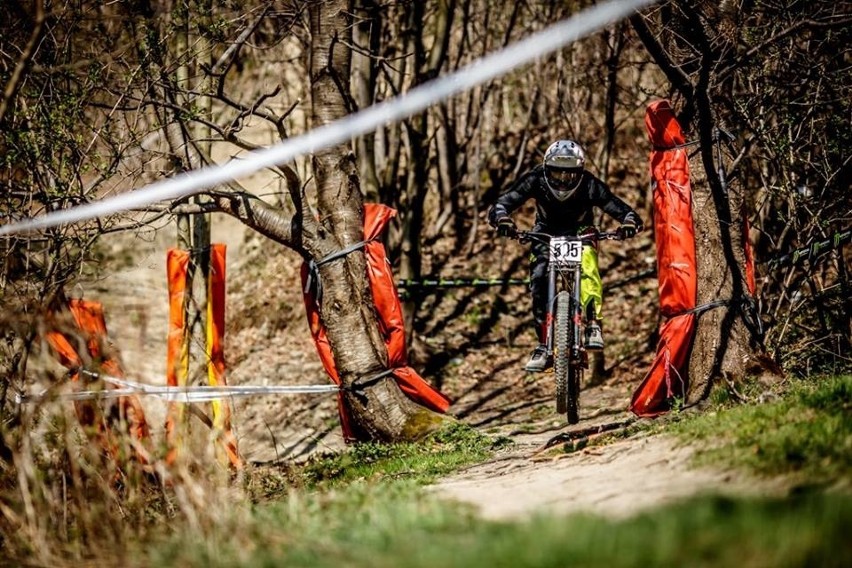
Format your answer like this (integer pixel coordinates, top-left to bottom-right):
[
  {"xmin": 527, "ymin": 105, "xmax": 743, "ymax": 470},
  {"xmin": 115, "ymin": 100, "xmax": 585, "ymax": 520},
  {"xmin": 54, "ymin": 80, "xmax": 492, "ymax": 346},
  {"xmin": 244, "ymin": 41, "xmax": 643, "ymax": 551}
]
[{"xmin": 550, "ymin": 236, "xmax": 583, "ymax": 266}]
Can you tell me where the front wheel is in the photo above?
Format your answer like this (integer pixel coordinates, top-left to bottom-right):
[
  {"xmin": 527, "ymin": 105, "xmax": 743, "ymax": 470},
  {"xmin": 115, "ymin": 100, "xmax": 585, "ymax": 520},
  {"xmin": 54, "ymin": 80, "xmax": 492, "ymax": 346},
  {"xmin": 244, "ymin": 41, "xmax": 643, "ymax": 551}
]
[{"xmin": 553, "ymin": 291, "xmax": 582, "ymax": 424}]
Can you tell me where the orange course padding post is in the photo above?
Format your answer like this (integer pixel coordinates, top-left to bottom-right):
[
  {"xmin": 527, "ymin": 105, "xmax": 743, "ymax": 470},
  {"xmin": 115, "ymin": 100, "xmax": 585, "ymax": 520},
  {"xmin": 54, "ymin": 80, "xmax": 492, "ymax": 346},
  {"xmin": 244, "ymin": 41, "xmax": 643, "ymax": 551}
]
[
  {"xmin": 164, "ymin": 248, "xmax": 190, "ymax": 464},
  {"xmin": 207, "ymin": 244, "xmax": 241, "ymax": 469},
  {"xmin": 44, "ymin": 298, "xmax": 151, "ymax": 462},
  {"xmin": 302, "ymin": 203, "xmax": 451, "ymax": 441},
  {"xmin": 631, "ymin": 100, "xmax": 698, "ymax": 416},
  {"xmin": 165, "ymin": 245, "xmax": 241, "ymax": 469}
]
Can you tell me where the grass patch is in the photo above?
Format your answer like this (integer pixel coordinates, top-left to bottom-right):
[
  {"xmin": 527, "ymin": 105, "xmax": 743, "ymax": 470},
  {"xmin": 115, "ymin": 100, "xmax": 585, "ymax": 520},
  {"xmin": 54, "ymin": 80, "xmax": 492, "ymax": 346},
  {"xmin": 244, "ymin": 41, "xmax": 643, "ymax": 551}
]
[
  {"xmin": 148, "ymin": 486, "xmax": 852, "ymax": 568},
  {"xmin": 148, "ymin": 386, "xmax": 852, "ymax": 567},
  {"xmin": 300, "ymin": 422, "xmax": 508, "ymax": 487},
  {"xmin": 12, "ymin": 379, "xmax": 852, "ymax": 567},
  {"xmin": 246, "ymin": 422, "xmax": 509, "ymax": 501},
  {"xmin": 671, "ymin": 375, "xmax": 852, "ymax": 484}
]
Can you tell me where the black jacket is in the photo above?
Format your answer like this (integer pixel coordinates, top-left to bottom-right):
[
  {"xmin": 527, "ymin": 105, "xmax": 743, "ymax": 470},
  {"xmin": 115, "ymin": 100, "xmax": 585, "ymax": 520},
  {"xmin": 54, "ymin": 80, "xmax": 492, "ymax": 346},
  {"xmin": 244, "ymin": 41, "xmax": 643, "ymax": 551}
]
[{"xmin": 488, "ymin": 165, "xmax": 642, "ymax": 234}]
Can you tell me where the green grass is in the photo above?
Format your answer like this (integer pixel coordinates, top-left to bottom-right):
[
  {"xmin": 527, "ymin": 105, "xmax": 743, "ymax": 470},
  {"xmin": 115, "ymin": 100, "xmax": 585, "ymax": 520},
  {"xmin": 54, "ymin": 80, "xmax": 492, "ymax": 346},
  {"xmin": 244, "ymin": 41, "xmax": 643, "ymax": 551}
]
[
  {"xmin": 147, "ymin": 485, "xmax": 852, "ymax": 568},
  {"xmin": 143, "ymin": 377, "xmax": 852, "ymax": 568},
  {"xmin": 245, "ymin": 422, "xmax": 508, "ymax": 502},
  {"xmin": 300, "ymin": 421, "xmax": 506, "ymax": 487},
  {"xmin": 13, "ymin": 378, "xmax": 852, "ymax": 567},
  {"xmin": 671, "ymin": 375, "xmax": 852, "ymax": 484}
]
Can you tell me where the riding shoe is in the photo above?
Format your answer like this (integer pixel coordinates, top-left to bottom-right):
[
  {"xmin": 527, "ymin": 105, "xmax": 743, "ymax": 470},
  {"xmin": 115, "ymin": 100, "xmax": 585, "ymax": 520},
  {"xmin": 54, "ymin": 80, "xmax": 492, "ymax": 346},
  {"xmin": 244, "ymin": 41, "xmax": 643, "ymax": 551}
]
[
  {"xmin": 525, "ymin": 344, "xmax": 551, "ymax": 372},
  {"xmin": 585, "ymin": 322, "xmax": 604, "ymax": 350}
]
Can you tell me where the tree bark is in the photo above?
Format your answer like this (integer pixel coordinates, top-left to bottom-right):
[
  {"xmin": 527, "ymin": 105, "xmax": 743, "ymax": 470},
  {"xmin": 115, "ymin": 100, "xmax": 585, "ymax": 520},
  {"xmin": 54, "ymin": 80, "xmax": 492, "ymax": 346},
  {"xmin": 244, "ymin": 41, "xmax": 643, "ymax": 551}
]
[
  {"xmin": 686, "ymin": 141, "xmax": 762, "ymax": 401},
  {"xmin": 307, "ymin": 0, "xmax": 445, "ymax": 441}
]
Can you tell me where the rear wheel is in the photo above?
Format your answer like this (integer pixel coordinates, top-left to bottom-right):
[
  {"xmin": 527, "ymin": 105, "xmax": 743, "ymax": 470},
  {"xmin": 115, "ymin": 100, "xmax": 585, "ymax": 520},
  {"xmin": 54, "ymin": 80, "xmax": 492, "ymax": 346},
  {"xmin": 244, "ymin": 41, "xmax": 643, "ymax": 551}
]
[
  {"xmin": 566, "ymin": 358, "xmax": 582, "ymax": 425},
  {"xmin": 553, "ymin": 291, "xmax": 571, "ymax": 416}
]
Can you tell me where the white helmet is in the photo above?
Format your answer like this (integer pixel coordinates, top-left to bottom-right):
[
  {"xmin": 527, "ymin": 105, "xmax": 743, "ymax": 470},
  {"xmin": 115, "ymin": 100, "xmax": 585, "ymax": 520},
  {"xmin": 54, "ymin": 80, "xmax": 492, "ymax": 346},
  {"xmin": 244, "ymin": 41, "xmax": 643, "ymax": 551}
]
[{"xmin": 543, "ymin": 140, "xmax": 585, "ymax": 201}]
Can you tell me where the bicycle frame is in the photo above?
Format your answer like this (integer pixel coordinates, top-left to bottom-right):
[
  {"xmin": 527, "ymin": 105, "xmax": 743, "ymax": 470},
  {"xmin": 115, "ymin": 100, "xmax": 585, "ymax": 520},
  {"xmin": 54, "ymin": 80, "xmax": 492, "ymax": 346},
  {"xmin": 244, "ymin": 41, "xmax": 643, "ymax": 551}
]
[
  {"xmin": 544, "ymin": 237, "xmax": 585, "ymax": 365},
  {"xmin": 517, "ymin": 230, "xmax": 616, "ymax": 352},
  {"xmin": 510, "ymin": 228, "xmax": 622, "ymax": 422}
]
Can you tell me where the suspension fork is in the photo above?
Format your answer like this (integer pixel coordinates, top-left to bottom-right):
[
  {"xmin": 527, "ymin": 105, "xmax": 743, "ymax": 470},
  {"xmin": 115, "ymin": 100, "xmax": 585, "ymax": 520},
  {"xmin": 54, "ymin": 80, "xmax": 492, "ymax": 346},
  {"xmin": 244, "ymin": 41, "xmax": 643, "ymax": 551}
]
[
  {"xmin": 572, "ymin": 263, "xmax": 583, "ymax": 356},
  {"xmin": 544, "ymin": 261, "xmax": 558, "ymax": 353}
]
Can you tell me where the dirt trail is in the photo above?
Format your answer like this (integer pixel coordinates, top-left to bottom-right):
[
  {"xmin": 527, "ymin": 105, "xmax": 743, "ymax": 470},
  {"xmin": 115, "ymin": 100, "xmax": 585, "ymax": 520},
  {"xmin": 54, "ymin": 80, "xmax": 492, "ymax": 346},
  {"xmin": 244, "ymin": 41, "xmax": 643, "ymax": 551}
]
[
  {"xmin": 433, "ymin": 432, "xmax": 769, "ymax": 520},
  {"xmin": 432, "ymin": 365, "xmax": 785, "ymax": 520}
]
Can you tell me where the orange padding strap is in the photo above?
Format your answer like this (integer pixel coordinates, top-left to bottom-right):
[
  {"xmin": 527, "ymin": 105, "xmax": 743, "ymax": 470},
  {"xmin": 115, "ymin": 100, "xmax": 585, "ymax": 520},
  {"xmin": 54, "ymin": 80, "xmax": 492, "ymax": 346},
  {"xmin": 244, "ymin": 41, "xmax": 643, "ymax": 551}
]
[{"xmin": 165, "ymin": 244, "xmax": 241, "ymax": 469}]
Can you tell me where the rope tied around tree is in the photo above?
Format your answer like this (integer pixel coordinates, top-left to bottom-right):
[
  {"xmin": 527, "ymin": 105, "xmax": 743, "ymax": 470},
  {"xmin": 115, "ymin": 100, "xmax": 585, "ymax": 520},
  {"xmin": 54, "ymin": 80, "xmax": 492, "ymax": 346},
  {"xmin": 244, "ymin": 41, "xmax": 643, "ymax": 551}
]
[
  {"xmin": 651, "ymin": 138, "xmax": 701, "ymax": 152},
  {"xmin": 15, "ymin": 367, "xmax": 407, "ymax": 405},
  {"xmin": 303, "ymin": 237, "xmax": 378, "ymax": 307},
  {"xmin": 665, "ymin": 293, "xmax": 764, "ymax": 341}
]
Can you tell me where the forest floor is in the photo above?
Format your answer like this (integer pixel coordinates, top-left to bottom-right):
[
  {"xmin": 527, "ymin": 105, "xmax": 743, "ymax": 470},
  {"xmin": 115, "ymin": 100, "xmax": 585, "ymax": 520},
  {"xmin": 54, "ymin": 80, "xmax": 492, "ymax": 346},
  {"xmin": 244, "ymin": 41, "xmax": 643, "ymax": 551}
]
[{"xmin": 80, "ymin": 204, "xmax": 786, "ymax": 522}]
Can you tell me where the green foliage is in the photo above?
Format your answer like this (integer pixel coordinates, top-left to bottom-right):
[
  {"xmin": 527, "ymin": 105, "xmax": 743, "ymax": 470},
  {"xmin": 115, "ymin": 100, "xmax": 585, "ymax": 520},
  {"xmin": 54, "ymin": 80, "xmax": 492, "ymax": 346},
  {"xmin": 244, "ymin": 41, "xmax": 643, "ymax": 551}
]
[
  {"xmin": 673, "ymin": 375, "xmax": 852, "ymax": 484},
  {"xmin": 296, "ymin": 422, "xmax": 507, "ymax": 489},
  {"xmin": 149, "ymin": 486, "xmax": 852, "ymax": 568}
]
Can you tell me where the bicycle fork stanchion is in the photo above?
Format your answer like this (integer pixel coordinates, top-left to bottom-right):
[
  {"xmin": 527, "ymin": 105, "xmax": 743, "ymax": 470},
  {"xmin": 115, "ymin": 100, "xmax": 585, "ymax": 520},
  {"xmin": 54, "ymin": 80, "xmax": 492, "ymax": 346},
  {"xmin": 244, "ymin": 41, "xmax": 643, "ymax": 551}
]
[
  {"xmin": 546, "ymin": 265, "xmax": 558, "ymax": 354},
  {"xmin": 572, "ymin": 264, "xmax": 583, "ymax": 360}
]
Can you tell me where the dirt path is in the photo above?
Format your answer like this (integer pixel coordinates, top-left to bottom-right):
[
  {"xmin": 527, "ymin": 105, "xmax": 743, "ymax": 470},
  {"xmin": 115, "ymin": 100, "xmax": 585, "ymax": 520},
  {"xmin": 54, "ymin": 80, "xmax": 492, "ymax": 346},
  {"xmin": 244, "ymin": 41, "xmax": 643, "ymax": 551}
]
[
  {"xmin": 433, "ymin": 432, "xmax": 774, "ymax": 520},
  {"xmin": 431, "ymin": 363, "xmax": 785, "ymax": 520}
]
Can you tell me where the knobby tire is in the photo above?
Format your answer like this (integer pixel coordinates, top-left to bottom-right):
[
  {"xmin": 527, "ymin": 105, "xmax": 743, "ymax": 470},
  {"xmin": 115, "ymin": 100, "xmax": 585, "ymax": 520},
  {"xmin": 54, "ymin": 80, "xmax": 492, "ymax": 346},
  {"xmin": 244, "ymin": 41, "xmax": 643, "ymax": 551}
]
[
  {"xmin": 554, "ymin": 291, "xmax": 581, "ymax": 424},
  {"xmin": 567, "ymin": 356, "xmax": 581, "ymax": 424},
  {"xmin": 554, "ymin": 291, "xmax": 571, "ymax": 416}
]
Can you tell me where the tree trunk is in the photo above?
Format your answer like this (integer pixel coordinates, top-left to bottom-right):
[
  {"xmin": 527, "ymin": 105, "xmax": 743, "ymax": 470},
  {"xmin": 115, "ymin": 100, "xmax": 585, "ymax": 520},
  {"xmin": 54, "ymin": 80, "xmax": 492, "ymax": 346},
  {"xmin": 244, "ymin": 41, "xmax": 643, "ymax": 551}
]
[
  {"xmin": 686, "ymin": 140, "xmax": 761, "ymax": 401},
  {"xmin": 630, "ymin": 2, "xmax": 782, "ymax": 405},
  {"xmin": 307, "ymin": 0, "xmax": 445, "ymax": 441}
]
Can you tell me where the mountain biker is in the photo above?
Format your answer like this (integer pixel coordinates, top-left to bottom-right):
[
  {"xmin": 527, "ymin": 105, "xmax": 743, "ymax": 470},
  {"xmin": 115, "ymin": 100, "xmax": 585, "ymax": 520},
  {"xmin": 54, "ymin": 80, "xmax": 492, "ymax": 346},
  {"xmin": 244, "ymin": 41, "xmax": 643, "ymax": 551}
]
[{"xmin": 488, "ymin": 139, "xmax": 643, "ymax": 372}]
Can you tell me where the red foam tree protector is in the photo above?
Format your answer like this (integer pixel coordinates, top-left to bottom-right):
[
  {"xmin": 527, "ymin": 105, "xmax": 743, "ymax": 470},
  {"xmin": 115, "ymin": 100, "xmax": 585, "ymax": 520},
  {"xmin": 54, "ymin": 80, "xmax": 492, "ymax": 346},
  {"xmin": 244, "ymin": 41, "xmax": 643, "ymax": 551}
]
[
  {"xmin": 45, "ymin": 299, "xmax": 151, "ymax": 461},
  {"xmin": 302, "ymin": 203, "xmax": 450, "ymax": 441},
  {"xmin": 631, "ymin": 100, "xmax": 698, "ymax": 416}
]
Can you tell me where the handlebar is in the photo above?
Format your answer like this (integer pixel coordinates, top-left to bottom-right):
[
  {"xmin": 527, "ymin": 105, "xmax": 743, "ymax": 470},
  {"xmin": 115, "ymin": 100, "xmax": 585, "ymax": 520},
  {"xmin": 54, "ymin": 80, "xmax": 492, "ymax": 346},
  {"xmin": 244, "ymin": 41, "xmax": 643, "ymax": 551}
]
[{"xmin": 504, "ymin": 228, "xmax": 626, "ymax": 245}]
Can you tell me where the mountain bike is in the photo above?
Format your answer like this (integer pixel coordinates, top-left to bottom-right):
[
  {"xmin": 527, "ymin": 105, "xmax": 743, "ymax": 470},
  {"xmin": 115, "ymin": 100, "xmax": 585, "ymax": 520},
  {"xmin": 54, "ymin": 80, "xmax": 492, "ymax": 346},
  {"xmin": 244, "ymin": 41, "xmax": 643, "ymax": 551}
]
[{"xmin": 506, "ymin": 227, "xmax": 626, "ymax": 424}]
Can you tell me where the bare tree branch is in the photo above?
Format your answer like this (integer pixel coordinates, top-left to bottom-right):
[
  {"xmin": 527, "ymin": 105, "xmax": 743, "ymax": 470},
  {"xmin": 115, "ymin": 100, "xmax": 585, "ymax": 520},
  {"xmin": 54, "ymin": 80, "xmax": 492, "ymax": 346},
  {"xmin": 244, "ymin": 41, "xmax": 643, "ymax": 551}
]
[
  {"xmin": 0, "ymin": 0, "xmax": 46, "ymax": 124},
  {"xmin": 630, "ymin": 11, "xmax": 694, "ymax": 108}
]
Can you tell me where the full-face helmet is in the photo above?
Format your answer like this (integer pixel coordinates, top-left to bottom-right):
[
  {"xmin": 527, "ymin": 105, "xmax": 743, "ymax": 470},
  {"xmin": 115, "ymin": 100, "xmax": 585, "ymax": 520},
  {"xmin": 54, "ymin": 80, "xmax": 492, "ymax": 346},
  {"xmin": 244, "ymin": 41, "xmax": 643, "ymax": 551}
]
[{"xmin": 543, "ymin": 140, "xmax": 585, "ymax": 201}]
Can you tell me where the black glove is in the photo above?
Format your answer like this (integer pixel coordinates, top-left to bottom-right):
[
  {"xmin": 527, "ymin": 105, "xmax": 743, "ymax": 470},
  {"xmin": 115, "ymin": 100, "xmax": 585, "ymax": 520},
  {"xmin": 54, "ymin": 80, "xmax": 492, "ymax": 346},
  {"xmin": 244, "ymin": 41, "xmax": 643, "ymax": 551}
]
[
  {"xmin": 496, "ymin": 216, "xmax": 517, "ymax": 237},
  {"xmin": 617, "ymin": 222, "xmax": 637, "ymax": 239}
]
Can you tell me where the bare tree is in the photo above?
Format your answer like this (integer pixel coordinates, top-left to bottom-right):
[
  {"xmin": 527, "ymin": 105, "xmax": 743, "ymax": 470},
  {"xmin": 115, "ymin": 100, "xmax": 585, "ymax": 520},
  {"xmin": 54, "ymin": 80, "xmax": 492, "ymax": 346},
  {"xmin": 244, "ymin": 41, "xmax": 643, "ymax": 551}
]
[
  {"xmin": 153, "ymin": 0, "xmax": 451, "ymax": 440},
  {"xmin": 630, "ymin": 0, "xmax": 851, "ymax": 395}
]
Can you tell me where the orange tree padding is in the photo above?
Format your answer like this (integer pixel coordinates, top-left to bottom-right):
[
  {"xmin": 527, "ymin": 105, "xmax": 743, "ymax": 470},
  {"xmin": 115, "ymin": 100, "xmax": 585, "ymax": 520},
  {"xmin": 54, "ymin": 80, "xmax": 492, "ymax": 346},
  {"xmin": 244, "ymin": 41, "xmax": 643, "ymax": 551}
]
[
  {"xmin": 301, "ymin": 203, "xmax": 451, "ymax": 441},
  {"xmin": 165, "ymin": 245, "xmax": 241, "ymax": 468},
  {"xmin": 45, "ymin": 298, "xmax": 151, "ymax": 460},
  {"xmin": 165, "ymin": 248, "xmax": 191, "ymax": 389},
  {"xmin": 631, "ymin": 100, "xmax": 697, "ymax": 416}
]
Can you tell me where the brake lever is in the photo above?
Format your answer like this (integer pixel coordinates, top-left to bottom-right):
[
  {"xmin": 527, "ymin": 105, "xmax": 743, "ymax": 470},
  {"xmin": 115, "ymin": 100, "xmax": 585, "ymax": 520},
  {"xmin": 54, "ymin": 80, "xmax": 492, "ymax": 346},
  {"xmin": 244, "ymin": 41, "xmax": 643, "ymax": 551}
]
[{"xmin": 597, "ymin": 232, "xmax": 620, "ymax": 241}]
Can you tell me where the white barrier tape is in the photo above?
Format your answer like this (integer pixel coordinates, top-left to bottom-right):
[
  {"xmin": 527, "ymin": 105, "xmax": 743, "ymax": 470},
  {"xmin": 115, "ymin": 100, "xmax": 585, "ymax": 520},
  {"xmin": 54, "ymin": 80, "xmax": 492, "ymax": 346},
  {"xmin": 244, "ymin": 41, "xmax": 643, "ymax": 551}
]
[
  {"xmin": 16, "ymin": 372, "xmax": 341, "ymax": 405},
  {"xmin": 0, "ymin": 0, "xmax": 656, "ymax": 236},
  {"xmin": 16, "ymin": 388, "xmax": 150, "ymax": 404}
]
